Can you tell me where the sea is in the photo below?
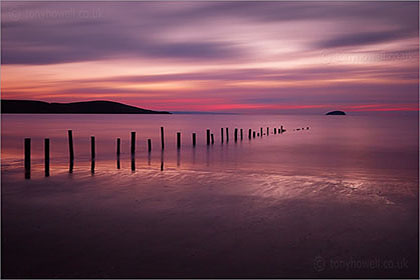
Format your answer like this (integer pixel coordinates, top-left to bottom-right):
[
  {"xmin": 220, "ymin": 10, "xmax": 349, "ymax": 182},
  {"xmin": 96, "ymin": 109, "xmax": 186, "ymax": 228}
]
[{"xmin": 1, "ymin": 113, "xmax": 418, "ymax": 278}]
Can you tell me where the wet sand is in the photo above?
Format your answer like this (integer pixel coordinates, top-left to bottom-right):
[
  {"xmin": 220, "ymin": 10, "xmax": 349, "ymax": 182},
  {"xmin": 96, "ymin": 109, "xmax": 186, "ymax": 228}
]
[{"xmin": 2, "ymin": 166, "xmax": 418, "ymax": 278}]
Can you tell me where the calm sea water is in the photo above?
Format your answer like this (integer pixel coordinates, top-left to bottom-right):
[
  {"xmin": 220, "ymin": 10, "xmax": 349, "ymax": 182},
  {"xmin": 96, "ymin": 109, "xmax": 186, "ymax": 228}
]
[{"xmin": 1, "ymin": 114, "xmax": 419, "ymax": 278}]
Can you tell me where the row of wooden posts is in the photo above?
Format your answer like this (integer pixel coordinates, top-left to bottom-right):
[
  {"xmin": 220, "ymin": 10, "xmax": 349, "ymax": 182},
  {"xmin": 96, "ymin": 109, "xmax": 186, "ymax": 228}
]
[{"xmin": 24, "ymin": 125, "xmax": 285, "ymax": 179}]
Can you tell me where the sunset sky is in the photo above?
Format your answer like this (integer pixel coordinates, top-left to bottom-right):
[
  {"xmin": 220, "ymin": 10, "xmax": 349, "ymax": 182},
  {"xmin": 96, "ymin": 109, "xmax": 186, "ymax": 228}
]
[{"xmin": 1, "ymin": 1, "xmax": 419, "ymax": 114}]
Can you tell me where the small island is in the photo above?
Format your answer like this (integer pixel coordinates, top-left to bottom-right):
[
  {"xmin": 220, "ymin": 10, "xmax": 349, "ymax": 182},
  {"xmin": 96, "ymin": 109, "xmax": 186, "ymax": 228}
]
[
  {"xmin": 326, "ymin": 110, "xmax": 346, "ymax": 115},
  {"xmin": 1, "ymin": 100, "xmax": 171, "ymax": 114}
]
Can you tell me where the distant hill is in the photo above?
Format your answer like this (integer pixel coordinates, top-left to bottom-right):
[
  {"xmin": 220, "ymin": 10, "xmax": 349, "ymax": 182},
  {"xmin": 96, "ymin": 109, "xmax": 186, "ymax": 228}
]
[
  {"xmin": 326, "ymin": 110, "xmax": 346, "ymax": 115},
  {"xmin": 1, "ymin": 100, "xmax": 171, "ymax": 114}
]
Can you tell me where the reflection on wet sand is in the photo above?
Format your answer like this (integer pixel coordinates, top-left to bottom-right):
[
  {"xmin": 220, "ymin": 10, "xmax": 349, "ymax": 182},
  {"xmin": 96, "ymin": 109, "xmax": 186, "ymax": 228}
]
[
  {"xmin": 161, "ymin": 150, "xmax": 164, "ymax": 171},
  {"xmin": 177, "ymin": 150, "xmax": 180, "ymax": 167},
  {"xmin": 192, "ymin": 147, "xmax": 196, "ymax": 164},
  {"xmin": 131, "ymin": 155, "xmax": 135, "ymax": 172},
  {"xmin": 69, "ymin": 159, "xmax": 74, "ymax": 174},
  {"xmin": 24, "ymin": 168, "xmax": 30, "ymax": 180},
  {"xmin": 91, "ymin": 159, "xmax": 95, "ymax": 175}
]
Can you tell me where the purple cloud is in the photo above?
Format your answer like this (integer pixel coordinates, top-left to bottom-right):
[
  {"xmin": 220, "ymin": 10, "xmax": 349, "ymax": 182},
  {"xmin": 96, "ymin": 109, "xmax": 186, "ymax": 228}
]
[{"xmin": 1, "ymin": 1, "xmax": 418, "ymax": 65}]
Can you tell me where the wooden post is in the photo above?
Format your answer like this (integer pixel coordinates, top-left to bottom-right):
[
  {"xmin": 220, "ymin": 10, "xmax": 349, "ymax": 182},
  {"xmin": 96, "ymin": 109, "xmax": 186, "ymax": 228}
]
[
  {"xmin": 274, "ymin": 128, "xmax": 277, "ymax": 134},
  {"xmin": 253, "ymin": 131, "xmax": 256, "ymax": 138},
  {"xmin": 211, "ymin": 133, "xmax": 214, "ymax": 144},
  {"xmin": 131, "ymin": 131, "xmax": 136, "ymax": 154},
  {"xmin": 192, "ymin": 133, "xmax": 196, "ymax": 147},
  {"xmin": 24, "ymin": 138, "xmax": 30, "ymax": 179},
  {"xmin": 248, "ymin": 129, "xmax": 252, "ymax": 139},
  {"xmin": 148, "ymin": 139, "xmax": 152, "ymax": 152},
  {"xmin": 267, "ymin": 127, "xmax": 269, "ymax": 135},
  {"xmin": 161, "ymin": 127, "xmax": 165, "ymax": 150},
  {"xmin": 206, "ymin": 129, "xmax": 210, "ymax": 145},
  {"xmin": 116, "ymin": 140, "xmax": 121, "ymax": 169},
  {"xmin": 116, "ymin": 138, "xmax": 121, "ymax": 155},
  {"xmin": 281, "ymin": 125, "xmax": 284, "ymax": 132},
  {"xmin": 226, "ymin": 128, "xmax": 229, "ymax": 142},
  {"xmin": 44, "ymin": 138, "xmax": 49, "ymax": 177},
  {"xmin": 68, "ymin": 130, "xmax": 74, "ymax": 161},
  {"xmin": 91, "ymin": 136, "xmax": 95, "ymax": 159},
  {"xmin": 260, "ymin": 127, "xmax": 263, "ymax": 137},
  {"xmin": 177, "ymin": 132, "xmax": 181, "ymax": 149},
  {"xmin": 240, "ymin": 129, "xmax": 243, "ymax": 140},
  {"xmin": 234, "ymin": 128, "xmax": 238, "ymax": 142},
  {"xmin": 221, "ymin": 128, "xmax": 224, "ymax": 143},
  {"xmin": 91, "ymin": 136, "xmax": 95, "ymax": 174}
]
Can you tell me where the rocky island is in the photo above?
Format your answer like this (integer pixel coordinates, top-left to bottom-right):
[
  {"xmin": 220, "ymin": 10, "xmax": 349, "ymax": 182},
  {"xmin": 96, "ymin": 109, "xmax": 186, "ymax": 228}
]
[{"xmin": 326, "ymin": 110, "xmax": 346, "ymax": 115}]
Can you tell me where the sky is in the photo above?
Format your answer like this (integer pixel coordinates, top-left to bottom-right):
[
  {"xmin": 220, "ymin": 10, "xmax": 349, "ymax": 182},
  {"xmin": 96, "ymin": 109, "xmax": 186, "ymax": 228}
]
[{"xmin": 1, "ymin": 1, "xmax": 419, "ymax": 114}]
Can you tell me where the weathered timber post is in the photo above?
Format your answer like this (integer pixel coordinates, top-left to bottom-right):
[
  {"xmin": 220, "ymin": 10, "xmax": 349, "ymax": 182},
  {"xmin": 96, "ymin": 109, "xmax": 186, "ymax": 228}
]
[
  {"xmin": 24, "ymin": 138, "xmax": 31, "ymax": 179},
  {"xmin": 148, "ymin": 139, "xmax": 152, "ymax": 152},
  {"xmin": 177, "ymin": 132, "xmax": 181, "ymax": 149},
  {"xmin": 91, "ymin": 136, "xmax": 95, "ymax": 159},
  {"xmin": 221, "ymin": 128, "xmax": 224, "ymax": 143},
  {"xmin": 161, "ymin": 127, "xmax": 165, "ymax": 150},
  {"xmin": 116, "ymin": 138, "xmax": 121, "ymax": 156},
  {"xmin": 131, "ymin": 131, "xmax": 136, "ymax": 154},
  {"xmin": 68, "ymin": 130, "xmax": 74, "ymax": 161},
  {"xmin": 226, "ymin": 128, "xmax": 229, "ymax": 142},
  {"xmin": 44, "ymin": 138, "xmax": 50, "ymax": 177}
]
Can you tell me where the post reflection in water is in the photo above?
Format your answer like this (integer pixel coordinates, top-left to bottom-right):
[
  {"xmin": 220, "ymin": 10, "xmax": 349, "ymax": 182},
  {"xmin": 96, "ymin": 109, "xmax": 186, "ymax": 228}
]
[
  {"xmin": 177, "ymin": 149, "xmax": 180, "ymax": 167},
  {"xmin": 69, "ymin": 159, "xmax": 74, "ymax": 174},
  {"xmin": 206, "ymin": 146, "xmax": 210, "ymax": 167},
  {"xmin": 148, "ymin": 151, "xmax": 151, "ymax": 166},
  {"xmin": 131, "ymin": 155, "xmax": 135, "ymax": 172},
  {"xmin": 45, "ymin": 163, "xmax": 50, "ymax": 177},
  {"xmin": 160, "ymin": 150, "xmax": 164, "ymax": 171},
  {"xmin": 192, "ymin": 147, "xmax": 196, "ymax": 165},
  {"xmin": 91, "ymin": 159, "xmax": 95, "ymax": 175},
  {"xmin": 24, "ymin": 168, "xmax": 30, "ymax": 180},
  {"xmin": 220, "ymin": 143, "xmax": 224, "ymax": 165},
  {"xmin": 117, "ymin": 155, "xmax": 121, "ymax": 169}
]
